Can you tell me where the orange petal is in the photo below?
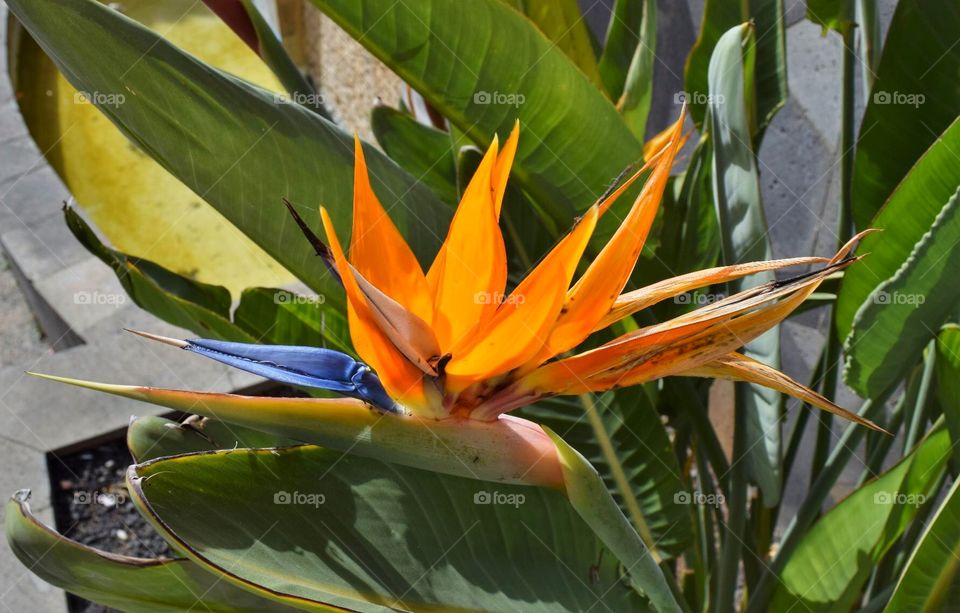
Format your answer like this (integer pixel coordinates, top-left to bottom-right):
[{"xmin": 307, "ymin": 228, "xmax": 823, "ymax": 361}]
[
  {"xmin": 521, "ymin": 256, "xmax": 853, "ymax": 395},
  {"xmin": 350, "ymin": 135, "xmax": 434, "ymax": 324},
  {"xmin": 321, "ymin": 208, "xmax": 432, "ymax": 413},
  {"xmin": 427, "ymin": 138, "xmax": 508, "ymax": 349},
  {"xmin": 642, "ymin": 125, "xmax": 691, "ymax": 166},
  {"xmin": 533, "ymin": 110, "xmax": 686, "ymax": 363},
  {"xmin": 445, "ymin": 206, "xmax": 599, "ymax": 389},
  {"xmin": 492, "ymin": 121, "xmax": 520, "ymax": 219},
  {"xmin": 595, "ymin": 256, "xmax": 830, "ymax": 331},
  {"xmin": 679, "ymin": 353, "xmax": 886, "ymax": 432}
]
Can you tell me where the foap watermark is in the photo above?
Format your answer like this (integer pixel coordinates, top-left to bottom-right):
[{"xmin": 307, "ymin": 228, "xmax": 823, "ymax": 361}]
[
  {"xmin": 474, "ymin": 490, "xmax": 525, "ymax": 508},
  {"xmin": 74, "ymin": 290, "xmax": 127, "ymax": 307},
  {"xmin": 674, "ymin": 292, "xmax": 726, "ymax": 306},
  {"xmin": 274, "ymin": 490, "xmax": 326, "ymax": 508},
  {"xmin": 874, "ymin": 490, "xmax": 926, "ymax": 507},
  {"xmin": 473, "ymin": 290, "xmax": 526, "ymax": 307},
  {"xmin": 274, "ymin": 291, "xmax": 326, "ymax": 305},
  {"xmin": 473, "ymin": 90, "xmax": 525, "ymax": 108},
  {"xmin": 873, "ymin": 90, "xmax": 925, "ymax": 108},
  {"xmin": 674, "ymin": 91, "xmax": 724, "ymax": 106},
  {"xmin": 73, "ymin": 489, "xmax": 126, "ymax": 507},
  {"xmin": 872, "ymin": 290, "xmax": 925, "ymax": 306},
  {"xmin": 73, "ymin": 90, "xmax": 126, "ymax": 108},
  {"xmin": 674, "ymin": 490, "xmax": 724, "ymax": 508},
  {"xmin": 273, "ymin": 92, "xmax": 327, "ymax": 107}
]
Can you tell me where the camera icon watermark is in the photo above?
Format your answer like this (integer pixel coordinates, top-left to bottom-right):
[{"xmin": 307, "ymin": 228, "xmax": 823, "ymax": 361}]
[
  {"xmin": 673, "ymin": 91, "xmax": 724, "ymax": 106},
  {"xmin": 73, "ymin": 290, "xmax": 127, "ymax": 307},
  {"xmin": 273, "ymin": 92, "xmax": 327, "ymax": 107},
  {"xmin": 473, "ymin": 90, "xmax": 526, "ymax": 108},
  {"xmin": 473, "ymin": 290, "xmax": 526, "ymax": 307},
  {"xmin": 872, "ymin": 290, "xmax": 925, "ymax": 306},
  {"xmin": 474, "ymin": 490, "xmax": 526, "ymax": 508},
  {"xmin": 73, "ymin": 489, "xmax": 126, "ymax": 507},
  {"xmin": 73, "ymin": 90, "xmax": 126, "ymax": 108},
  {"xmin": 873, "ymin": 90, "xmax": 925, "ymax": 108},
  {"xmin": 873, "ymin": 490, "xmax": 925, "ymax": 507},
  {"xmin": 273, "ymin": 291, "xmax": 326, "ymax": 305},
  {"xmin": 273, "ymin": 490, "xmax": 326, "ymax": 508},
  {"xmin": 674, "ymin": 292, "xmax": 726, "ymax": 306},
  {"xmin": 674, "ymin": 490, "xmax": 724, "ymax": 507}
]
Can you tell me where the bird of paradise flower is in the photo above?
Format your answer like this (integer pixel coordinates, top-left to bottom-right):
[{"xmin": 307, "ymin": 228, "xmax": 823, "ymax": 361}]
[{"xmin": 34, "ymin": 110, "xmax": 882, "ymax": 496}]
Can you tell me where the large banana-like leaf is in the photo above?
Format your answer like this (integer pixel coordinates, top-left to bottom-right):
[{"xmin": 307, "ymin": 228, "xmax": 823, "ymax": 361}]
[
  {"xmin": 851, "ymin": 0, "xmax": 960, "ymax": 229},
  {"xmin": 843, "ymin": 186, "xmax": 960, "ymax": 397},
  {"xmin": 127, "ymin": 445, "xmax": 651, "ymax": 612},
  {"xmin": 308, "ymin": 0, "xmax": 643, "ymax": 225},
  {"xmin": 886, "ymin": 475, "xmax": 960, "ymax": 612},
  {"xmin": 884, "ymin": 480, "xmax": 960, "ymax": 613},
  {"xmin": 837, "ymin": 119, "xmax": 960, "ymax": 373},
  {"xmin": 6, "ymin": 0, "xmax": 449, "ymax": 297},
  {"xmin": 4, "ymin": 494, "xmax": 301, "ymax": 613},
  {"xmin": 67, "ymin": 207, "xmax": 350, "ymax": 349},
  {"xmin": 684, "ymin": 0, "xmax": 786, "ymax": 138},
  {"xmin": 707, "ymin": 23, "xmax": 781, "ymax": 505},
  {"xmin": 519, "ymin": 390, "xmax": 692, "ymax": 559},
  {"xmin": 769, "ymin": 424, "xmax": 952, "ymax": 611}
]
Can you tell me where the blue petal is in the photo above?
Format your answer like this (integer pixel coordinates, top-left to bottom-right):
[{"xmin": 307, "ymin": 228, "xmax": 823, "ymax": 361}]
[{"xmin": 183, "ymin": 339, "xmax": 398, "ymax": 412}]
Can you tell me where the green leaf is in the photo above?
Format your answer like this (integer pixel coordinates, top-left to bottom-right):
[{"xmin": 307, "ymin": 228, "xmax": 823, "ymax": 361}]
[
  {"xmin": 519, "ymin": 390, "xmax": 692, "ymax": 559},
  {"xmin": 843, "ymin": 186, "xmax": 960, "ymax": 397},
  {"xmin": 67, "ymin": 207, "xmax": 349, "ymax": 349},
  {"xmin": 371, "ymin": 106, "xmax": 458, "ymax": 205},
  {"xmin": 838, "ymin": 118, "xmax": 960, "ymax": 343},
  {"xmin": 615, "ymin": 0, "xmax": 657, "ymax": 140},
  {"xmin": 935, "ymin": 324, "xmax": 960, "ymax": 473},
  {"xmin": 5, "ymin": 493, "xmax": 300, "ymax": 613},
  {"xmin": 127, "ymin": 415, "xmax": 300, "ymax": 462},
  {"xmin": 886, "ymin": 475, "xmax": 960, "ymax": 612},
  {"xmin": 851, "ymin": 0, "xmax": 960, "ymax": 229},
  {"xmin": 65, "ymin": 207, "xmax": 252, "ymax": 341},
  {"xmin": 706, "ymin": 23, "xmax": 781, "ymax": 505},
  {"xmin": 806, "ymin": 0, "xmax": 854, "ymax": 34},
  {"xmin": 128, "ymin": 445, "xmax": 651, "ymax": 612},
  {"xmin": 7, "ymin": 0, "xmax": 449, "ymax": 297},
  {"xmin": 770, "ymin": 423, "xmax": 952, "ymax": 611},
  {"xmin": 598, "ymin": 0, "xmax": 650, "ymax": 100},
  {"xmin": 309, "ymin": 0, "xmax": 643, "ymax": 225},
  {"xmin": 503, "ymin": 0, "xmax": 604, "ymax": 92},
  {"xmin": 684, "ymin": 0, "xmax": 786, "ymax": 138}
]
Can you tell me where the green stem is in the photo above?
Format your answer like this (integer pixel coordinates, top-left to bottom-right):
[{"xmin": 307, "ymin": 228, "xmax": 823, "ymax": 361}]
[
  {"xmin": 809, "ymin": 345, "xmax": 837, "ymax": 486},
  {"xmin": 810, "ymin": 22, "xmax": 857, "ymax": 488},
  {"xmin": 782, "ymin": 348, "xmax": 825, "ymax": 482},
  {"xmin": 715, "ymin": 390, "xmax": 748, "ymax": 613},
  {"xmin": 672, "ymin": 379, "xmax": 731, "ymax": 498},
  {"xmin": 578, "ymin": 393, "xmax": 660, "ymax": 562},
  {"xmin": 904, "ymin": 340, "xmax": 936, "ymax": 453},
  {"xmin": 858, "ymin": 400, "xmax": 906, "ymax": 486},
  {"xmin": 693, "ymin": 444, "xmax": 718, "ymax": 612}
]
